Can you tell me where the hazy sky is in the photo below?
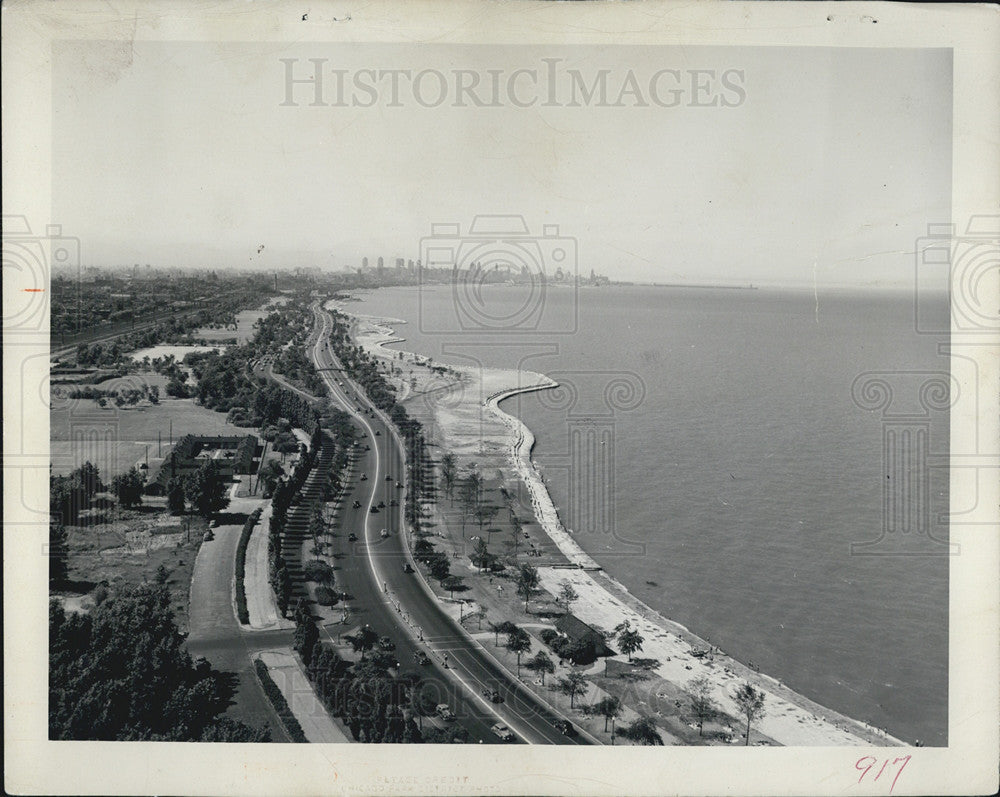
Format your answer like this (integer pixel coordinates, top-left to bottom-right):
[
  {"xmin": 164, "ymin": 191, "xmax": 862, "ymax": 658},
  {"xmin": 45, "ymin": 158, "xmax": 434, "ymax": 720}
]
[{"xmin": 53, "ymin": 42, "xmax": 951, "ymax": 286}]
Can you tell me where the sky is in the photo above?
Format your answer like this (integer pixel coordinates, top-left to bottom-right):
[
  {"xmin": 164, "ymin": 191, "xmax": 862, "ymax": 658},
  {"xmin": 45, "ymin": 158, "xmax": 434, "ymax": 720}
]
[{"xmin": 53, "ymin": 42, "xmax": 952, "ymax": 287}]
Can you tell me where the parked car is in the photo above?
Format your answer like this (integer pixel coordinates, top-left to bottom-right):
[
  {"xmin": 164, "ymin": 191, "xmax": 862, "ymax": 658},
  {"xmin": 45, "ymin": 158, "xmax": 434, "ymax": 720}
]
[
  {"xmin": 202, "ymin": 530, "xmax": 214, "ymax": 542},
  {"xmin": 491, "ymin": 723, "xmax": 515, "ymax": 742},
  {"xmin": 414, "ymin": 651, "xmax": 429, "ymax": 665},
  {"xmin": 436, "ymin": 704, "xmax": 455, "ymax": 721},
  {"xmin": 378, "ymin": 636, "xmax": 395, "ymax": 651},
  {"xmin": 402, "ymin": 562, "xmax": 414, "ymax": 573}
]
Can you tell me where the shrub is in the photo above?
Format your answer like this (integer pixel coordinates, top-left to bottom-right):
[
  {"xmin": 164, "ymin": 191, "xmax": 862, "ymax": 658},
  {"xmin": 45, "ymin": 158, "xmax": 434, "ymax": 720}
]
[
  {"xmin": 540, "ymin": 628, "xmax": 560, "ymax": 646},
  {"xmin": 234, "ymin": 508, "xmax": 262, "ymax": 625},
  {"xmin": 315, "ymin": 585, "xmax": 339, "ymax": 606},
  {"xmin": 253, "ymin": 658, "xmax": 307, "ymax": 743},
  {"xmin": 303, "ymin": 559, "xmax": 334, "ymax": 584}
]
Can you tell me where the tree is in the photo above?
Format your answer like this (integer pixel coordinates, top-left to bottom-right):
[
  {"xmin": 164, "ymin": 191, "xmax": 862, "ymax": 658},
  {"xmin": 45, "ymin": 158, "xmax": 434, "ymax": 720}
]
[
  {"xmin": 558, "ymin": 581, "xmax": 578, "ymax": 615},
  {"xmin": 73, "ymin": 462, "xmax": 104, "ymax": 498},
  {"xmin": 471, "ymin": 537, "xmax": 490, "ymax": 573},
  {"xmin": 345, "ymin": 625, "xmax": 380, "ymax": 656},
  {"xmin": 186, "ymin": 460, "xmax": 230, "ymax": 519},
  {"xmin": 111, "ymin": 467, "xmax": 144, "ymax": 509},
  {"xmin": 457, "ymin": 476, "xmax": 480, "ymax": 538},
  {"xmin": 505, "ymin": 627, "xmax": 531, "ymax": 677},
  {"xmin": 490, "ymin": 620, "xmax": 517, "ymax": 647},
  {"xmin": 515, "ymin": 564, "xmax": 540, "ymax": 612},
  {"xmin": 557, "ymin": 671, "xmax": 588, "ymax": 709},
  {"xmin": 166, "ymin": 477, "xmax": 186, "ymax": 515},
  {"xmin": 474, "ymin": 503, "xmax": 498, "ymax": 536},
  {"xmin": 428, "ymin": 555, "xmax": 450, "ymax": 582},
  {"xmin": 688, "ymin": 675, "xmax": 716, "ymax": 736},
  {"xmin": 49, "ymin": 521, "xmax": 68, "ymax": 583},
  {"xmin": 594, "ymin": 695, "xmax": 622, "ymax": 733},
  {"xmin": 48, "ymin": 584, "xmax": 268, "ymax": 741},
  {"xmin": 733, "ymin": 683, "xmax": 766, "ymax": 746},
  {"xmin": 441, "ymin": 576, "xmax": 464, "ymax": 599},
  {"xmin": 258, "ymin": 459, "xmax": 284, "ymax": 496},
  {"xmin": 616, "ymin": 621, "xmax": 644, "ymax": 662},
  {"xmin": 526, "ymin": 651, "xmax": 554, "ymax": 684},
  {"xmin": 619, "ymin": 716, "xmax": 664, "ymax": 746},
  {"xmin": 440, "ymin": 453, "xmax": 457, "ymax": 503}
]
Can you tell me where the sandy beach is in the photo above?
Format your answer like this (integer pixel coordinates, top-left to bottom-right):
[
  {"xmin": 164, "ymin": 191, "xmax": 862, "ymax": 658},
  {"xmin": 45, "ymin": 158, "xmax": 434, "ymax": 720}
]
[{"xmin": 337, "ymin": 304, "xmax": 904, "ymax": 747}]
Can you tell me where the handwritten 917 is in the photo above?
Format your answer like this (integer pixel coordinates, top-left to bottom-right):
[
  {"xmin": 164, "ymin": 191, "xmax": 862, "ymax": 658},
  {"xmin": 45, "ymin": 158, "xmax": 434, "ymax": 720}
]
[{"xmin": 855, "ymin": 755, "xmax": 912, "ymax": 793}]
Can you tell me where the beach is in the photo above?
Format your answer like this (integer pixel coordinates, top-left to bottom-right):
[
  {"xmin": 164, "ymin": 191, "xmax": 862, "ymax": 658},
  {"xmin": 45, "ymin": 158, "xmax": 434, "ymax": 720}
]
[{"xmin": 338, "ymin": 304, "xmax": 905, "ymax": 747}]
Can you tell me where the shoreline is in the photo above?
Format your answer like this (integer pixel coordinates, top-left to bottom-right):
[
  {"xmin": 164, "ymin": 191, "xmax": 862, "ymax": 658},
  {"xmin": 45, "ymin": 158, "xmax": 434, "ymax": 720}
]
[{"xmin": 332, "ymin": 302, "xmax": 906, "ymax": 747}]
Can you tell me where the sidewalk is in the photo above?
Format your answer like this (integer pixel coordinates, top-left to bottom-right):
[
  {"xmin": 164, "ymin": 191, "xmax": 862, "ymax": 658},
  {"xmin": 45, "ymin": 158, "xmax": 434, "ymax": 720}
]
[
  {"xmin": 244, "ymin": 502, "xmax": 294, "ymax": 630},
  {"xmin": 255, "ymin": 648, "xmax": 350, "ymax": 743}
]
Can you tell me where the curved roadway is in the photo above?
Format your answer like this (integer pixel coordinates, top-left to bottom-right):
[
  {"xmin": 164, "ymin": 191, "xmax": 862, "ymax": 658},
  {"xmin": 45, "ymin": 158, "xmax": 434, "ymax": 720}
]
[{"xmin": 310, "ymin": 303, "xmax": 590, "ymax": 746}]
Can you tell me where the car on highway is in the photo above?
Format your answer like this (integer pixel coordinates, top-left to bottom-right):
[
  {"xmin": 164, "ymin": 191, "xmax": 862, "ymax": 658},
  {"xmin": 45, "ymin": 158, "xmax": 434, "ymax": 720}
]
[
  {"xmin": 491, "ymin": 723, "xmax": 515, "ymax": 742},
  {"xmin": 390, "ymin": 499, "xmax": 398, "ymax": 507},
  {"xmin": 395, "ymin": 481, "xmax": 403, "ymax": 489},
  {"xmin": 375, "ymin": 430, "xmax": 381, "ymax": 436},
  {"xmin": 360, "ymin": 473, "xmax": 368, "ymax": 481},
  {"xmin": 414, "ymin": 651, "xmax": 429, "ymax": 665},
  {"xmin": 436, "ymin": 704, "xmax": 455, "ymax": 722},
  {"xmin": 380, "ymin": 528, "xmax": 390, "ymax": 538},
  {"xmin": 378, "ymin": 636, "xmax": 395, "ymax": 651},
  {"xmin": 378, "ymin": 500, "xmax": 385, "ymax": 508},
  {"xmin": 202, "ymin": 530, "xmax": 214, "ymax": 542},
  {"xmin": 402, "ymin": 562, "xmax": 414, "ymax": 573},
  {"xmin": 348, "ymin": 533, "xmax": 357, "ymax": 542},
  {"xmin": 385, "ymin": 474, "xmax": 392, "ymax": 481},
  {"xmin": 353, "ymin": 500, "xmax": 361, "ymax": 508},
  {"xmin": 481, "ymin": 688, "xmax": 504, "ymax": 704},
  {"xmin": 556, "ymin": 720, "xmax": 577, "ymax": 737}
]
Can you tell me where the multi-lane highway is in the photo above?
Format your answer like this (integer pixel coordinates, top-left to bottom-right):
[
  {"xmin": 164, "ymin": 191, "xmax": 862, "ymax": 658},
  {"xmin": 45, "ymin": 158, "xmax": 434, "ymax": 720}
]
[{"xmin": 309, "ymin": 303, "xmax": 591, "ymax": 745}]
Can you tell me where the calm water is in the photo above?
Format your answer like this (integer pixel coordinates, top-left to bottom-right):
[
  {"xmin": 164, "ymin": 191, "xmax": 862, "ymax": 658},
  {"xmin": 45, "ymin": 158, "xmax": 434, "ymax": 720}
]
[{"xmin": 349, "ymin": 283, "xmax": 949, "ymax": 745}]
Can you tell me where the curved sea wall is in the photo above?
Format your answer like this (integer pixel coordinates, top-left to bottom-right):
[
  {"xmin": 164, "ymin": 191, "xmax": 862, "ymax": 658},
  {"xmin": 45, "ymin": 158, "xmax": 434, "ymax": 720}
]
[{"xmin": 484, "ymin": 383, "xmax": 602, "ymax": 570}]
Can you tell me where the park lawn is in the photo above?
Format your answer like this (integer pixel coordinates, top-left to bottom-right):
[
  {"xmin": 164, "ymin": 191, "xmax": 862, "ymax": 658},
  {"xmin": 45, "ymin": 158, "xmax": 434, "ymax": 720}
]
[
  {"xmin": 195, "ymin": 306, "xmax": 275, "ymax": 345},
  {"xmin": 50, "ymin": 396, "xmax": 259, "ymax": 478},
  {"xmin": 57, "ymin": 506, "xmax": 208, "ymax": 634}
]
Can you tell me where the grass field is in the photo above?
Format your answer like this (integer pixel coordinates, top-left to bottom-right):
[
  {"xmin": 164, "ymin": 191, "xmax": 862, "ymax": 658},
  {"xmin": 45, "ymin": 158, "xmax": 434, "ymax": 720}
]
[
  {"xmin": 54, "ymin": 506, "xmax": 209, "ymax": 633},
  {"xmin": 130, "ymin": 344, "xmax": 226, "ymax": 362},
  {"xmin": 50, "ymin": 396, "xmax": 258, "ymax": 478},
  {"xmin": 195, "ymin": 306, "xmax": 276, "ymax": 345}
]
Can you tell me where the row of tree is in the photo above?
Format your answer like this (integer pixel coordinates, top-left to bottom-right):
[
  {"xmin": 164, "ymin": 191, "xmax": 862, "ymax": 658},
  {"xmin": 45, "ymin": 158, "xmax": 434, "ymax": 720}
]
[{"xmin": 49, "ymin": 584, "xmax": 270, "ymax": 741}]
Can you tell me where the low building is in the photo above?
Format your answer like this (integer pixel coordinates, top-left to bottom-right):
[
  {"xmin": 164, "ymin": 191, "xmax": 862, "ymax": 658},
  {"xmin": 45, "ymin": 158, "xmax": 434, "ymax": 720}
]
[
  {"xmin": 145, "ymin": 434, "xmax": 260, "ymax": 494},
  {"xmin": 554, "ymin": 614, "xmax": 614, "ymax": 664}
]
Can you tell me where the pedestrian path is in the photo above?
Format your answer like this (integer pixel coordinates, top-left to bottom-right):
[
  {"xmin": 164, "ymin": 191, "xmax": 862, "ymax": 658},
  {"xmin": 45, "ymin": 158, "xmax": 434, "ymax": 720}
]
[{"xmin": 255, "ymin": 648, "xmax": 350, "ymax": 743}]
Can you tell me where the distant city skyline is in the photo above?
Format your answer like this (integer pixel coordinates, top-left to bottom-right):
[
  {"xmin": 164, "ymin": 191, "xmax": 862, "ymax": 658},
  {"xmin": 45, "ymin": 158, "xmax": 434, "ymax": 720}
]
[{"xmin": 52, "ymin": 42, "xmax": 951, "ymax": 288}]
